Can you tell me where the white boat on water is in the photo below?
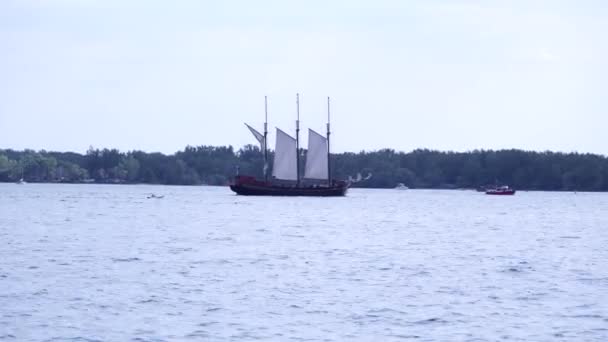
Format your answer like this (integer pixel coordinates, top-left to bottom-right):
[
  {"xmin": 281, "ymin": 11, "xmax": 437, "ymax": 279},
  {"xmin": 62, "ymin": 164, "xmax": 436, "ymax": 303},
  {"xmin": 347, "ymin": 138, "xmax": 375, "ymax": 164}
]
[
  {"xmin": 395, "ymin": 183, "xmax": 409, "ymax": 190},
  {"xmin": 17, "ymin": 178, "xmax": 26, "ymax": 185}
]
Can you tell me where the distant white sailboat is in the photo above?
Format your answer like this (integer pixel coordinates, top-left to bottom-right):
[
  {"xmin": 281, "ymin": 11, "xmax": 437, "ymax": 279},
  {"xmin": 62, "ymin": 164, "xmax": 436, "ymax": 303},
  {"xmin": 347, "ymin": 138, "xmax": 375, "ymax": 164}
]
[
  {"xmin": 395, "ymin": 183, "xmax": 409, "ymax": 190},
  {"xmin": 17, "ymin": 172, "xmax": 26, "ymax": 184}
]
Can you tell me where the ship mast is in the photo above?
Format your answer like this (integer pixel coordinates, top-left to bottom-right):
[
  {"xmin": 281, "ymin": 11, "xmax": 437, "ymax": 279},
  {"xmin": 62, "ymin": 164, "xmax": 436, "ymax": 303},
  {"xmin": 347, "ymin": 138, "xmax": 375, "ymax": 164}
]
[
  {"xmin": 296, "ymin": 93, "xmax": 301, "ymax": 186},
  {"xmin": 264, "ymin": 96, "xmax": 268, "ymax": 182},
  {"xmin": 327, "ymin": 96, "xmax": 331, "ymax": 186}
]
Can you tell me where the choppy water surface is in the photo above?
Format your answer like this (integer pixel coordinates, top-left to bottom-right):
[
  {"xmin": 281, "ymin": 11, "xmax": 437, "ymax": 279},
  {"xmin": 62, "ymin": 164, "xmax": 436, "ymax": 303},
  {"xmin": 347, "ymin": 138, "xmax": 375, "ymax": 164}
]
[{"xmin": 1, "ymin": 184, "xmax": 607, "ymax": 341}]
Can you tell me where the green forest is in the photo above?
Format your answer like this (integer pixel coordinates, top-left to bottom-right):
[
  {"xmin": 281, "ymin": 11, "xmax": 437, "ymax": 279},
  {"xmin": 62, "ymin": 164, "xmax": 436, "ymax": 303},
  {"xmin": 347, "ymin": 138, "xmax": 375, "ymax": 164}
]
[{"xmin": 1, "ymin": 146, "xmax": 607, "ymax": 191}]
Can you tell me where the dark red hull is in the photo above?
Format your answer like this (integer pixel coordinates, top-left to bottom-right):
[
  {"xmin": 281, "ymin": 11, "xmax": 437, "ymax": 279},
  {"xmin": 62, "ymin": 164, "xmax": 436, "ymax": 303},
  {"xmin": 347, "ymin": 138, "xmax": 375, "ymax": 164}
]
[
  {"xmin": 230, "ymin": 176, "xmax": 349, "ymax": 197},
  {"xmin": 485, "ymin": 190, "xmax": 516, "ymax": 195}
]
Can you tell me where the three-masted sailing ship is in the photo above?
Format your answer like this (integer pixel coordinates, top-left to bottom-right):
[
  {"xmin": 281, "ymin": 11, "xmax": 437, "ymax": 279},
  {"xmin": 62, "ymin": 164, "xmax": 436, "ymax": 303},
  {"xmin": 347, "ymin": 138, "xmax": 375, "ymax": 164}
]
[{"xmin": 230, "ymin": 94, "xmax": 349, "ymax": 196}]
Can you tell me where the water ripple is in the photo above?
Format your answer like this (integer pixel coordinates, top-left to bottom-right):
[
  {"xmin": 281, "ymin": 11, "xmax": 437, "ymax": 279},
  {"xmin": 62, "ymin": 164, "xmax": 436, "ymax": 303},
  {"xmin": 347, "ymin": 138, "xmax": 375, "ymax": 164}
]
[{"xmin": 1, "ymin": 185, "xmax": 607, "ymax": 341}]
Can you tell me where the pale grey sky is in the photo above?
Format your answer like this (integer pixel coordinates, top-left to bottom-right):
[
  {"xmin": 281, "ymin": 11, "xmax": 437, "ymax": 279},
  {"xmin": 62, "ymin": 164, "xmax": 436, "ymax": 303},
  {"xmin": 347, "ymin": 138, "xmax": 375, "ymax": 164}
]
[{"xmin": 1, "ymin": 0, "xmax": 606, "ymax": 154}]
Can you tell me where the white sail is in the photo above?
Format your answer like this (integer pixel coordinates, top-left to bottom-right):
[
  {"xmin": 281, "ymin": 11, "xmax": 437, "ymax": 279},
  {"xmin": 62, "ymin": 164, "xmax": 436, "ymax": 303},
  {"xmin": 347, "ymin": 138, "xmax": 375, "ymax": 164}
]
[
  {"xmin": 245, "ymin": 123, "xmax": 265, "ymax": 151},
  {"xmin": 304, "ymin": 129, "xmax": 328, "ymax": 180},
  {"xmin": 272, "ymin": 128, "xmax": 298, "ymax": 181}
]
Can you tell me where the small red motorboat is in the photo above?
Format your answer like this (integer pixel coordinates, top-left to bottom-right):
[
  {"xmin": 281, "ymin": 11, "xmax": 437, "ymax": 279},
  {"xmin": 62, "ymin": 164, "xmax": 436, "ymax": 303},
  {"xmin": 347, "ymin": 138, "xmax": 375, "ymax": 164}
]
[{"xmin": 485, "ymin": 185, "xmax": 516, "ymax": 195}]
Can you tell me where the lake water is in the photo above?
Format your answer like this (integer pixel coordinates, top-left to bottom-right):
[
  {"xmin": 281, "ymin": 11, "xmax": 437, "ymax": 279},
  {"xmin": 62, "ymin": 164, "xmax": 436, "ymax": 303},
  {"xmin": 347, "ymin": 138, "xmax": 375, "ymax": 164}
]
[{"xmin": 1, "ymin": 184, "xmax": 607, "ymax": 341}]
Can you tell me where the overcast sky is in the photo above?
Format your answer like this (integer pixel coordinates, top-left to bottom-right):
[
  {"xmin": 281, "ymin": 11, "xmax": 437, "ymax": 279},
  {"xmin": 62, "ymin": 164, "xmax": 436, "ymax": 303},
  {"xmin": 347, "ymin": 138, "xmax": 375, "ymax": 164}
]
[{"xmin": 1, "ymin": 0, "xmax": 606, "ymax": 154}]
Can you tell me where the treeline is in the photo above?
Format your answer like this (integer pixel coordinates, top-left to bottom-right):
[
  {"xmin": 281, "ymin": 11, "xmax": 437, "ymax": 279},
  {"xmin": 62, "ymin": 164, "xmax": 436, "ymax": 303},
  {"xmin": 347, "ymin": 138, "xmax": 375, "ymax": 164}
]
[{"xmin": 1, "ymin": 146, "xmax": 608, "ymax": 191}]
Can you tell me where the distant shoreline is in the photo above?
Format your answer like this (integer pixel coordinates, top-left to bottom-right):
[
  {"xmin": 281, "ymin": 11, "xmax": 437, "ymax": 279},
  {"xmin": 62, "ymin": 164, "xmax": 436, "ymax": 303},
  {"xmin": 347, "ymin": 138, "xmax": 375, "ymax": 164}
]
[{"xmin": 2, "ymin": 146, "xmax": 607, "ymax": 191}]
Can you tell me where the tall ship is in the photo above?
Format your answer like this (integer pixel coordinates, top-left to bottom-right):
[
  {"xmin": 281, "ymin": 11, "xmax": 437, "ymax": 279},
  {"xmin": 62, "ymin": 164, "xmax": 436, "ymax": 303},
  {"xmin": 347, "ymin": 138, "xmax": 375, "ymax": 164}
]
[{"xmin": 230, "ymin": 94, "xmax": 349, "ymax": 196}]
